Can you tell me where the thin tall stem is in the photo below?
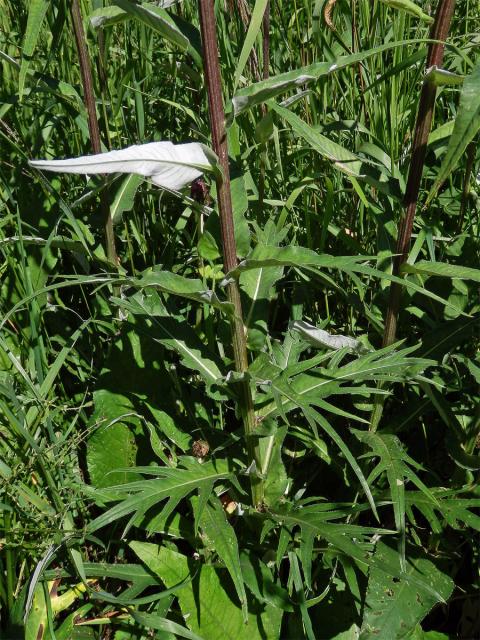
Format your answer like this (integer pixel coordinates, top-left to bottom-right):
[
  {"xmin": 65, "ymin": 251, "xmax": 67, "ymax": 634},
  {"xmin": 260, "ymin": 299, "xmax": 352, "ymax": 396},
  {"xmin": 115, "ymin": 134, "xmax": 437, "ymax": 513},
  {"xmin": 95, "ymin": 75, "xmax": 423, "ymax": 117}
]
[
  {"xmin": 199, "ymin": 0, "xmax": 264, "ymax": 506},
  {"xmin": 262, "ymin": 2, "xmax": 270, "ymax": 81},
  {"xmin": 258, "ymin": 1, "xmax": 270, "ymax": 210},
  {"xmin": 70, "ymin": 0, "xmax": 118, "ymax": 267},
  {"xmin": 370, "ymin": 0, "xmax": 456, "ymax": 433},
  {"xmin": 382, "ymin": 0, "xmax": 457, "ymax": 348}
]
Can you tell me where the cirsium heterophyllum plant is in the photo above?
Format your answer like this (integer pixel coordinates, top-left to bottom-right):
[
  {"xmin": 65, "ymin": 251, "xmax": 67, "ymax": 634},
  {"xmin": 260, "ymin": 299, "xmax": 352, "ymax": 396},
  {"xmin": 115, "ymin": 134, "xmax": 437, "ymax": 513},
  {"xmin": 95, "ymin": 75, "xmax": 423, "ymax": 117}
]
[{"xmin": 1, "ymin": 0, "xmax": 480, "ymax": 639}]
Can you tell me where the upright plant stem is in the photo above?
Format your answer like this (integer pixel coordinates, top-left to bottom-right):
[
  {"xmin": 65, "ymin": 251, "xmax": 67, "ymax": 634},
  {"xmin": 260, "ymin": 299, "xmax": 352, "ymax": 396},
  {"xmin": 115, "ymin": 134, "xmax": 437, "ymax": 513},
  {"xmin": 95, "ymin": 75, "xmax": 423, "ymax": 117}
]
[
  {"xmin": 370, "ymin": 0, "xmax": 456, "ymax": 433},
  {"xmin": 199, "ymin": 0, "xmax": 264, "ymax": 506},
  {"xmin": 258, "ymin": 1, "xmax": 270, "ymax": 211},
  {"xmin": 382, "ymin": 0, "xmax": 456, "ymax": 348},
  {"xmin": 262, "ymin": 2, "xmax": 270, "ymax": 81},
  {"xmin": 70, "ymin": 0, "xmax": 118, "ymax": 267}
]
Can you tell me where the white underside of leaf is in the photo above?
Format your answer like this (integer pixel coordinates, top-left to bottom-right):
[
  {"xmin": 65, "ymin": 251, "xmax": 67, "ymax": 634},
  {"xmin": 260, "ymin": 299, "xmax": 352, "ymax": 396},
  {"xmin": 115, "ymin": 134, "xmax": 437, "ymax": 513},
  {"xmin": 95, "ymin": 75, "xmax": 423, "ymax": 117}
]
[
  {"xmin": 292, "ymin": 320, "xmax": 362, "ymax": 352},
  {"xmin": 29, "ymin": 141, "xmax": 213, "ymax": 191}
]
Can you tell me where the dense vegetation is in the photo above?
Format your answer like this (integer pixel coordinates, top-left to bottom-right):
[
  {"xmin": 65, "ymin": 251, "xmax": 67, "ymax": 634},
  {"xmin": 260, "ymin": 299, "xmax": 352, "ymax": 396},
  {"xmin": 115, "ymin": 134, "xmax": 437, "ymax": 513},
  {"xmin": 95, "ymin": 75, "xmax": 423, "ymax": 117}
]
[{"xmin": 1, "ymin": 0, "xmax": 479, "ymax": 638}]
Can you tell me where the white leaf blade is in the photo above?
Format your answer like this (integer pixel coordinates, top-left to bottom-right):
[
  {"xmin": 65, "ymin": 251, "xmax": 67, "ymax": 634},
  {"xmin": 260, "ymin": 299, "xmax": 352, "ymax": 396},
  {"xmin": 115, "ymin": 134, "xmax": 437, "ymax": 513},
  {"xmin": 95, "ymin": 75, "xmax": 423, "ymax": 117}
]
[
  {"xmin": 29, "ymin": 141, "xmax": 214, "ymax": 191},
  {"xmin": 292, "ymin": 320, "xmax": 364, "ymax": 353}
]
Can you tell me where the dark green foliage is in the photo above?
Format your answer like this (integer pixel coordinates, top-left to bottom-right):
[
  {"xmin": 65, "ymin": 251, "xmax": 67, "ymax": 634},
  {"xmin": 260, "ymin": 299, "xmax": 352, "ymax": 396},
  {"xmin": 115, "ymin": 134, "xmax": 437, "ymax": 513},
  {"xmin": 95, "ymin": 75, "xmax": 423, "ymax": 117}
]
[{"xmin": 1, "ymin": 1, "xmax": 479, "ymax": 639}]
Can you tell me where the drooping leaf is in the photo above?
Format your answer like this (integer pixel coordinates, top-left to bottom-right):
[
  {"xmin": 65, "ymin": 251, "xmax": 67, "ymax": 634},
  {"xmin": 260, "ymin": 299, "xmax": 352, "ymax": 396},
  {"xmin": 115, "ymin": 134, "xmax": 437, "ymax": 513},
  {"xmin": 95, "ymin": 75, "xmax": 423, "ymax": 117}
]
[
  {"xmin": 230, "ymin": 244, "xmax": 466, "ymax": 314},
  {"xmin": 424, "ymin": 65, "xmax": 464, "ymax": 86},
  {"xmin": 113, "ymin": 291, "xmax": 225, "ymax": 388},
  {"xmin": 378, "ymin": 0, "xmax": 433, "ymax": 23},
  {"xmin": 360, "ymin": 542, "xmax": 454, "ymax": 640},
  {"xmin": 202, "ymin": 168, "xmax": 251, "ymax": 260},
  {"xmin": 352, "ymin": 430, "xmax": 439, "ymax": 571},
  {"xmin": 89, "ymin": 5, "xmax": 128, "ymax": 29},
  {"xmin": 25, "ymin": 582, "xmax": 48, "ymax": 640},
  {"xmin": 258, "ymin": 344, "xmax": 433, "ymax": 421},
  {"xmin": 123, "ymin": 268, "xmax": 234, "ymax": 316},
  {"xmin": 273, "ymin": 104, "xmax": 403, "ymax": 196},
  {"xmin": 230, "ymin": 170, "xmax": 252, "ymax": 257},
  {"xmin": 112, "ymin": 0, "xmax": 201, "ymax": 64},
  {"xmin": 29, "ymin": 141, "xmax": 215, "ymax": 191},
  {"xmin": 198, "ymin": 498, "xmax": 248, "ymax": 622},
  {"xmin": 261, "ymin": 425, "xmax": 288, "ymax": 507},
  {"xmin": 240, "ymin": 220, "xmax": 286, "ymax": 350},
  {"xmin": 90, "ymin": 0, "xmax": 181, "ymax": 29},
  {"xmin": 426, "ymin": 60, "xmax": 480, "ymax": 204},
  {"xmin": 229, "ymin": 40, "xmax": 428, "ymax": 117},
  {"xmin": 272, "ymin": 103, "xmax": 371, "ymax": 179},
  {"xmin": 292, "ymin": 320, "xmax": 368, "ymax": 354},
  {"xmin": 402, "ymin": 260, "xmax": 480, "ymax": 283}
]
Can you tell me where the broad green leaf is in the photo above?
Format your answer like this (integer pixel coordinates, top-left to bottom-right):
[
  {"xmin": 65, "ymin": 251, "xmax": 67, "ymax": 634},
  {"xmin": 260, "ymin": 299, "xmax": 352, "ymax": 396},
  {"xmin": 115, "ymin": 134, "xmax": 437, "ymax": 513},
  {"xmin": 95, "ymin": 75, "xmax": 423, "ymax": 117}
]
[
  {"xmin": 360, "ymin": 542, "xmax": 454, "ymax": 640},
  {"xmin": 409, "ymin": 627, "xmax": 450, "ymax": 640},
  {"xmin": 202, "ymin": 169, "xmax": 251, "ymax": 260},
  {"xmin": 240, "ymin": 220, "xmax": 285, "ymax": 350},
  {"xmin": 232, "ymin": 244, "xmax": 370, "ymax": 276},
  {"xmin": 89, "ymin": 5, "xmax": 128, "ymax": 29},
  {"xmin": 273, "ymin": 103, "xmax": 402, "ymax": 196},
  {"xmin": 234, "ymin": 0, "xmax": 269, "ymax": 90},
  {"xmin": 402, "ymin": 260, "xmax": 480, "ymax": 283},
  {"xmin": 379, "ymin": 0, "xmax": 433, "ymax": 23},
  {"xmin": 111, "ymin": 174, "xmax": 144, "ymax": 225},
  {"xmin": 198, "ymin": 498, "xmax": 247, "ymax": 621},
  {"xmin": 18, "ymin": 0, "xmax": 49, "ymax": 100},
  {"xmin": 230, "ymin": 170, "xmax": 251, "ymax": 257},
  {"xmin": 230, "ymin": 40, "xmax": 429, "ymax": 117},
  {"xmin": 146, "ymin": 404, "xmax": 191, "ymax": 452},
  {"xmin": 130, "ymin": 543, "xmax": 283, "ymax": 640},
  {"xmin": 426, "ymin": 60, "xmax": 480, "ymax": 204},
  {"xmin": 87, "ymin": 400, "xmax": 140, "ymax": 489}
]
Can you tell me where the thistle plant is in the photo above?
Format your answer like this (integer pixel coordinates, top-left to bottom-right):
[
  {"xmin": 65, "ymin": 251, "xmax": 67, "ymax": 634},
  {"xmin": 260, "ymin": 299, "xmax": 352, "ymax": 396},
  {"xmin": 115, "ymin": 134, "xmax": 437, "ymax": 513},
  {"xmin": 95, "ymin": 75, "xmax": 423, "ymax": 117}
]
[{"xmin": 1, "ymin": 1, "xmax": 480, "ymax": 639}]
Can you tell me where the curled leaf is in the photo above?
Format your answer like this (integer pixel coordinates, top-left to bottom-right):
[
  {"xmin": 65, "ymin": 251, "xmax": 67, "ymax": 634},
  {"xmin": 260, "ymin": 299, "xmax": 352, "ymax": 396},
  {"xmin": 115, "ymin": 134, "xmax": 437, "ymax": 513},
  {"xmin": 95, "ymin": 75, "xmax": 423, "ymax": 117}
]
[
  {"xmin": 292, "ymin": 320, "xmax": 368, "ymax": 354},
  {"xmin": 29, "ymin": 141, "xmax": 215, "ymax": 192},
  {"xmin": 379, "ymin": 0, "xmax": 433, "ymax": 23}
]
